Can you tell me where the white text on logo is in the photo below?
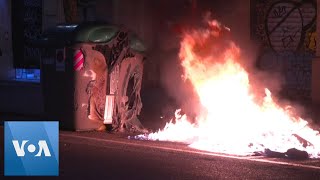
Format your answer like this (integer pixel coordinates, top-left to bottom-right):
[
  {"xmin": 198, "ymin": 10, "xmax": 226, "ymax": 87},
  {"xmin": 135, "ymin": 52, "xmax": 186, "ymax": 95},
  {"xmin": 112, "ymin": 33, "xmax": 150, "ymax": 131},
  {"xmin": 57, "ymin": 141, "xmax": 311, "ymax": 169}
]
[{"xmin": 12, "ymin": 140, "xmax": 52, "ymax": 157}]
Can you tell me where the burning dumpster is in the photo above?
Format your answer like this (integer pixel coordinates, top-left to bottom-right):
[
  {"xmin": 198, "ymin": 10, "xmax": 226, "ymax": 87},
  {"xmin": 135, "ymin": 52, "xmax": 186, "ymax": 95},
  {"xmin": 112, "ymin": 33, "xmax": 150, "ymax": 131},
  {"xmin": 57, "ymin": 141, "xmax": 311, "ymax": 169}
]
[{"xmin": 36, "ymin": 22, "xmax": 146, "ymax": 131}]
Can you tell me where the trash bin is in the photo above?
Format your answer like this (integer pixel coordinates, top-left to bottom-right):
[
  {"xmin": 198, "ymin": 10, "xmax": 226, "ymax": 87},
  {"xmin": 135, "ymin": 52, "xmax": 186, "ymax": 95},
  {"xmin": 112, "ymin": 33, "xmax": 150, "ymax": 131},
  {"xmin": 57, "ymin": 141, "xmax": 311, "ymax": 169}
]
[{"xmin": 34, "ymin": 22, "xmax": 146, "ymax": 131}]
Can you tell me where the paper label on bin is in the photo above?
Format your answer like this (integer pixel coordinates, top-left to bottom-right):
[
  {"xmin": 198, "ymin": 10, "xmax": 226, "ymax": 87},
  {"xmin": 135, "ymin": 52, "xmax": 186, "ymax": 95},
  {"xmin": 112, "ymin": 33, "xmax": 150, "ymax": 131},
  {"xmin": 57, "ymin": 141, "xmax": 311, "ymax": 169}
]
[{"xmin": 104, "ymin": 95, "xmax": 114, "ymax": 124}]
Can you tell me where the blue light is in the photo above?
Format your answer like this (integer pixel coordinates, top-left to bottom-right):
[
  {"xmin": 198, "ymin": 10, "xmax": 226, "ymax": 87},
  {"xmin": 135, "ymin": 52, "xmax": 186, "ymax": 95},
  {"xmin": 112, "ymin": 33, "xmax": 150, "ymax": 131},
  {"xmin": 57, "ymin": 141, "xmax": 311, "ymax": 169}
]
[{"xmin": 15, "ymin": 68, "xmax": 40, "ymax": 82}]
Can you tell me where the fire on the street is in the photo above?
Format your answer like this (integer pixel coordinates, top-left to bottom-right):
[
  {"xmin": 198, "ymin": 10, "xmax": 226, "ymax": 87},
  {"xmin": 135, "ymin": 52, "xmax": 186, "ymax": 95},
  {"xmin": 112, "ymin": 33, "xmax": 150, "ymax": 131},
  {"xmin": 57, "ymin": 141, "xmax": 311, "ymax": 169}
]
[{"xmin": 136, "ymin": 19, "xmax": 320, "ymax": 158}]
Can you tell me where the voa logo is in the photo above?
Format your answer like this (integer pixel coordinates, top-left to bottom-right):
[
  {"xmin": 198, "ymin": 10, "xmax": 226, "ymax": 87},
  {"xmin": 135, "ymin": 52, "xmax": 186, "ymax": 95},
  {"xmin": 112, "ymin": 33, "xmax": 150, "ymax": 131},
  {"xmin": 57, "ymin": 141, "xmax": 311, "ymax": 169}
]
[
  {"xmin": 5, "ymin": 121, "xmax": 59, "ymax": 176},
  {"xmin": 12, "ymin": 140, "xmax": 51, "ymax": 157}
]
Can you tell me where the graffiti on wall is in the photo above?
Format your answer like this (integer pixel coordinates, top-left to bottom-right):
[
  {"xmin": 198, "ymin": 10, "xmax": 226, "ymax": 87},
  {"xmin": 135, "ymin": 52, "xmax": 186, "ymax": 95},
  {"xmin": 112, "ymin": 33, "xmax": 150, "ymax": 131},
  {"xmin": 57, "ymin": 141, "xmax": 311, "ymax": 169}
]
[
  {"xmin": 24, "ymin": 0, "xmax": 42, "ymax": 65},
  {"xmin": 252, "ymin": 0, "xmax": 317, "ymax": 99}
]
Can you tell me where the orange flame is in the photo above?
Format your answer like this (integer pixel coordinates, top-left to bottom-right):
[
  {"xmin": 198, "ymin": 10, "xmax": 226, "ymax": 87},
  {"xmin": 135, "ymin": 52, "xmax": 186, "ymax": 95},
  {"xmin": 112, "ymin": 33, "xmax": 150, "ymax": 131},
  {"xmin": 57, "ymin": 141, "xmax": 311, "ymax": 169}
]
[{"xmin": 146, "ymin": 19, "xmax": 320, "ymax": 158}]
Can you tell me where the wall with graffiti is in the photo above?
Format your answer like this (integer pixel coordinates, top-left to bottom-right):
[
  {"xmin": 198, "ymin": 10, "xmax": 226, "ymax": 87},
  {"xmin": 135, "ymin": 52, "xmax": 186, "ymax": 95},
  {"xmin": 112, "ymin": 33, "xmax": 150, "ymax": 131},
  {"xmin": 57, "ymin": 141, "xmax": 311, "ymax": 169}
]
[
  {"xmin": 251, "ymin": 0, "xmax": 317, "ymax": 100},
  {"xmin": 24, "ymin": 0, "xmax": 43, "ymax": 67},
  {"xmin": 11, "ymin": 0, "xmax": 43, "ymax": 68}
]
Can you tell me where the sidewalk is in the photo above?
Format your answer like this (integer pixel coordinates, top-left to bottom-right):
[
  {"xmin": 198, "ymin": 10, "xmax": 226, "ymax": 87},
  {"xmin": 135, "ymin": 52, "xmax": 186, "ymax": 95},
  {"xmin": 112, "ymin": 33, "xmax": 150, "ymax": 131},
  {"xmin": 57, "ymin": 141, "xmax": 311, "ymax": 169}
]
[
  {"xmin": 0, "ymin": 98, "xmax": 319, "ymax": 131},
  {"xmin": 0, "ymin": 112, "xmax": 45, "ymax": 126}
]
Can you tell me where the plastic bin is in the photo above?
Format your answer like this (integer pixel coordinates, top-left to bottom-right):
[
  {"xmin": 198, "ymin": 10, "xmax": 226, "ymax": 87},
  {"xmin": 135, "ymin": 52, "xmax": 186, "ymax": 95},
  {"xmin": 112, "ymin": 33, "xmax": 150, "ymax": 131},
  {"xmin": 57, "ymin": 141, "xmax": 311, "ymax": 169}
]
[{"xmin": 34, "ymin": 22, "xmax": 146, "ymax": 131}]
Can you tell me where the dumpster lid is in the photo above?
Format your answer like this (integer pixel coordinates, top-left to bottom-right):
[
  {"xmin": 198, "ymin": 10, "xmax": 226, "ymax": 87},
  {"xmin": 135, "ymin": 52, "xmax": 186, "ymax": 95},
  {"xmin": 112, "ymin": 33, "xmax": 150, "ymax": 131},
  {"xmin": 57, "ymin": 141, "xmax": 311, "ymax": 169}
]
[
  {"xmin": 27, "ymin": 24, "xmax": 78, "ymax": 47},
  {"xmin": 73, "ymin": 22, "xmax": 119, "ymax": 43},
  {"xmin": 44, "ymin": 24, "xmax": 78, "ymax": 42},
  {"xmin": 37, "ymin": 22, "xmax": 120, "ymax": 45},
  {"xmin": 29, "ymin": 22, "xmax": 147, "ymax": 51}
]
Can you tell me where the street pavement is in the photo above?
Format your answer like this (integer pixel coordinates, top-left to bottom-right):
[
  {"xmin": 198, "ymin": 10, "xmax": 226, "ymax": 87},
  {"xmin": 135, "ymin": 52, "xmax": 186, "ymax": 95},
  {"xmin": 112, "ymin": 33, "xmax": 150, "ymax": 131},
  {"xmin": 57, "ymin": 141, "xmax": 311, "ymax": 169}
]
[{"xmin": 1, "ymin": 129, "xmax": 320, "ymax": 179}]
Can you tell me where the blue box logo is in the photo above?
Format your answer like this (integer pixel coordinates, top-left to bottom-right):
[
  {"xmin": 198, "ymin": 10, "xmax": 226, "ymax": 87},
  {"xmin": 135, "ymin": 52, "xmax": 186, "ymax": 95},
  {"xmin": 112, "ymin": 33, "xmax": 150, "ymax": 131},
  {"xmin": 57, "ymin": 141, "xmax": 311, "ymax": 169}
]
[{"xmin": 4, "ymin": 121, "xmax": 59, "ymax": 176}]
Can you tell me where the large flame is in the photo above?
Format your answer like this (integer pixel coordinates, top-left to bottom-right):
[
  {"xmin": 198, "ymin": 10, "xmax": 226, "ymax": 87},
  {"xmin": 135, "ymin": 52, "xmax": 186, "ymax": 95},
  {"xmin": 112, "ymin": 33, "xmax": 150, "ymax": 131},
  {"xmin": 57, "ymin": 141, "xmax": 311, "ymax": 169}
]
[{"xmin": 141, "ymin": 19, "xmax": 320, "ymax": 158}]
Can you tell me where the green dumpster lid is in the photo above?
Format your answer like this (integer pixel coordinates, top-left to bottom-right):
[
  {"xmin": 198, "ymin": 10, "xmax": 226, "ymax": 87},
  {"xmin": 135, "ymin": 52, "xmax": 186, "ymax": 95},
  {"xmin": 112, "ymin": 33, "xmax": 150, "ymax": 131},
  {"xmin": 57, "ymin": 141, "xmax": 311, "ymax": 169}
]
[
  {"xmin": 28, "ymin": 24, "xmax": 78, "ymax": 47},
  {"xmin": 74, "ymin": 23, "xmax": 119, "ymax": 43},
  {"xmin": 30, "ymin": 22, "xmax": 146, "ymax": 49}
]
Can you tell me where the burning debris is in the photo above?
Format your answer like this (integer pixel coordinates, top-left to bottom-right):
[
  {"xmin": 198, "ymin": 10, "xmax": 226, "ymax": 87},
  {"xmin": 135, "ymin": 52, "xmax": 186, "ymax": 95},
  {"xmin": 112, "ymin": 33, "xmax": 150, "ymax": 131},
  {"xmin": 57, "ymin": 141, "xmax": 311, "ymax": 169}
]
[
  {"xmin": 264, "ymin": 148, "xmax": 309, "ymax": 160},
  {"xmin": 131, "ymin": 17, "xmax": 320, "ymax": 159}
]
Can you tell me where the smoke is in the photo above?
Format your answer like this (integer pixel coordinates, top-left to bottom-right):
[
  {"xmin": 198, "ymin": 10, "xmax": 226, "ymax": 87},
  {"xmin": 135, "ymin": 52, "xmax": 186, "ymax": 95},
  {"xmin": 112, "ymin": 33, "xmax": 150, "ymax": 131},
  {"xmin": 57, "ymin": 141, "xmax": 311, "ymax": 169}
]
[
  {"xmin": 153, "ymin": 0, "xmax": 311, "ymax": 126},
  {"xmin": 158, "ymin": 47, "xmax": 201, "ymax": 121},
  {"xmin": 154, "ymin": 1, "xmax": 262, "ymax": 120},
  {"xmin": 213, "ymin": 0, "xmax": 313, "ymax": 125},
  {"xmin": 215, "ymin": 1, "xmax": 311, "ymax": 122}
]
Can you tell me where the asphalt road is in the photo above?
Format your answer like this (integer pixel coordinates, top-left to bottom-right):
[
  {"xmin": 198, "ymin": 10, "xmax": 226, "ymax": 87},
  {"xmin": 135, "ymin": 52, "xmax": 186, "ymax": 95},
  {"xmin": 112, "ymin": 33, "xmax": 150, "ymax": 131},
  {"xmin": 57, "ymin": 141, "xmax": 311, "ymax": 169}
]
[{"xmin": 1, "ymin": 130, "xmax": 320, "ymax": 179}]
